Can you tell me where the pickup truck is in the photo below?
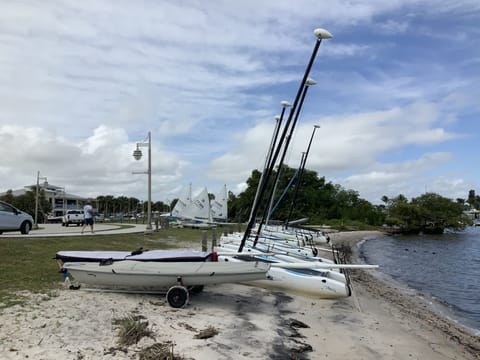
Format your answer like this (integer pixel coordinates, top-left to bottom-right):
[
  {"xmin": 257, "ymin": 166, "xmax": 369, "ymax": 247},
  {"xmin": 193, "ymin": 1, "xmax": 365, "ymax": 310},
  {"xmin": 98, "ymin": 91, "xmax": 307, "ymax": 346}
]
[{"xmin": 62, "ymin": 210, "xmax": 84, "ymax": 227}]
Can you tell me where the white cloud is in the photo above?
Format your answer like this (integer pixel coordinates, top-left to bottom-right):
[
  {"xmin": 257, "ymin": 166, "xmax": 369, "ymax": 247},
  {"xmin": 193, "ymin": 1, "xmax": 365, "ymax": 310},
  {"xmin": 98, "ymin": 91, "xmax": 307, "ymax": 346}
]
[
  {"xmin": 376, "ymin": 20, "xmax": 409, "ymax": 34},
  {"xmin": 0, "ymin": 1, "xmax": 479, "ymax": 207}
]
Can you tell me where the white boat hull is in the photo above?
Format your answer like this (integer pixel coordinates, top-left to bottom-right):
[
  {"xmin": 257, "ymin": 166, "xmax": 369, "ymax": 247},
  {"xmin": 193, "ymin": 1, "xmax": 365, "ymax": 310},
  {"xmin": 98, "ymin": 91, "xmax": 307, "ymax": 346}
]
[
  {"xmin": 220, "ymin": 234, "xmax": 319, "ymax": 258},
  {"xmin": 63, "ymin": 260, "xmax": 269, "ymax": 292},
  {"xmin": 256, "ymin": 266, "xmax": 350, "ymax": 298},
  {"xmin": 219, "ymin": 256, "xmax": 350, "ymax": 298}
]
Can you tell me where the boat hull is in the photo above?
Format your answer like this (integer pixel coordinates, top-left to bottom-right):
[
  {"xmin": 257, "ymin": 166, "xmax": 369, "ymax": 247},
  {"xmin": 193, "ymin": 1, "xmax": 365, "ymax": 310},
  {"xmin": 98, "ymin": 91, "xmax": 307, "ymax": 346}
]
[
  {"xmin": 63, "ymin": 260, "xmax": 269, "ymax": 292},
  {"xmin": 255, "ymin": 266, "xmax": 350, "ymax": 298},
  {"xmin": 219, "ymin": 256, "xmax": 350, "ymax": 298}
]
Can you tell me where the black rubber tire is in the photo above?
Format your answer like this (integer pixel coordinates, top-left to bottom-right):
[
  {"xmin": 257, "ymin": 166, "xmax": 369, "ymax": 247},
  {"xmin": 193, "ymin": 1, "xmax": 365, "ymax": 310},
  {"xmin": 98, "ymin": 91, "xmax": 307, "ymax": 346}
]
[
  {"xmin": 20, "ymin": 221, "xmax": 32, "ymax": 235},
  {"xmin": 166, "ymin": 285, "xmax": 189, "ymax": 308}
]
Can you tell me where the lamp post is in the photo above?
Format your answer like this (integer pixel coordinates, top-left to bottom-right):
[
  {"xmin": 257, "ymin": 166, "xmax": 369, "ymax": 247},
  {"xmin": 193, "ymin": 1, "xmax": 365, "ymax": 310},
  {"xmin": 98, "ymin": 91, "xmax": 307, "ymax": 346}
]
[
  {"xmin": 34, "ymin": 171, "xmax": 47, "ymax": 229},
  {"xmin": 132, "ymin": 131, "xmax": 153, "ymax": 234}
]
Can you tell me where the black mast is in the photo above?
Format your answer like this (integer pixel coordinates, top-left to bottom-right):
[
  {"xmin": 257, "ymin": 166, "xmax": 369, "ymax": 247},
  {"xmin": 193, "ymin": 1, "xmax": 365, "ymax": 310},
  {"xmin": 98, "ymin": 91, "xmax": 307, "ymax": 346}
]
[
  {"xmin": 238, "ymin": 28, "xmax": 333, "ymax": 252},
  {"xmin": 285, "ymin": 124, "xmax": 320, "ymax": 227}
]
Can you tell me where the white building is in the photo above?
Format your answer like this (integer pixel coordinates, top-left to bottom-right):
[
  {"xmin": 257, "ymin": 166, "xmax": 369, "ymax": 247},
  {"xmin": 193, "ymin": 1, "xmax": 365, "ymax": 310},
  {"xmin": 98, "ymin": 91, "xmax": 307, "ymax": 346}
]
[{"xmin": 2, "ymin": 182, "xmax": 85, "ymax": 217}]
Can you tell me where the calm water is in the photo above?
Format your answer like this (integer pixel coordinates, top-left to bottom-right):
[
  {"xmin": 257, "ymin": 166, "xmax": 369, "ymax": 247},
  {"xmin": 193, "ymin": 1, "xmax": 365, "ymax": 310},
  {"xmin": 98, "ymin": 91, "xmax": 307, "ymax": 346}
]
[{"xmin": 360, "ymin": 226, "xmax": 480, "ymax": 334}]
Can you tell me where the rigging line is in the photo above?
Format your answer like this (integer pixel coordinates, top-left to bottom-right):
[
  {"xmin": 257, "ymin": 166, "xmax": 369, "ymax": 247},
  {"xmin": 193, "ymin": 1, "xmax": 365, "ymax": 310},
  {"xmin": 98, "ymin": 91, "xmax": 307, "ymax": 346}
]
[
  {"xmin": 267, "ymin": 165, "xmax": 301, "ymax": 220},
  {"xmin": 253, "ymin": 82, "xmax": 313, "ymax": 246},
  {"xmin": 248, "ymin": 111, "xmax": 286, "ymax": 223}
]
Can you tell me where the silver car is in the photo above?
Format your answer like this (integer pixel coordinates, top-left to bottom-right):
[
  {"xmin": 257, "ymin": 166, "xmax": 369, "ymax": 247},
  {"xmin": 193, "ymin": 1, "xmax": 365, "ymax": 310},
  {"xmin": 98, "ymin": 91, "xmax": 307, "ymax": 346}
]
[{"xmin": 0, "ymin": 200, "xmax": 34, "ymax": 235}]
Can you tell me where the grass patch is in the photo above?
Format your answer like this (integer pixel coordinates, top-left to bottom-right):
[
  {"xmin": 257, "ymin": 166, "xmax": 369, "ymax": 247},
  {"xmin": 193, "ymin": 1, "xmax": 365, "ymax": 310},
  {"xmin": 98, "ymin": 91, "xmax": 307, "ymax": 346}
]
[
  {"xmin": 139, "ymin": 341, "xmax": 186, "ymax": 360},
  {"xmin": 113, "ymin": 314, "xmax": 153, "ymax": 346},
  {"xmin": 0, "ymin": 227, "xmax": 224, "ymax": 307}
]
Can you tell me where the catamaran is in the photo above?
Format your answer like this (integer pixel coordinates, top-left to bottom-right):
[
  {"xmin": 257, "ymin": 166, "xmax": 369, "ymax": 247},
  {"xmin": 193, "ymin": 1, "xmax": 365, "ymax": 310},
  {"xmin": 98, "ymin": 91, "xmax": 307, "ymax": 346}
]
[
  {"xmin": 217, "ymin": 250, "xmax": 351, "ymax": 298},
  {"xmin": 220, "ymin": 232, "xmax": 322, "ymax": 258}
]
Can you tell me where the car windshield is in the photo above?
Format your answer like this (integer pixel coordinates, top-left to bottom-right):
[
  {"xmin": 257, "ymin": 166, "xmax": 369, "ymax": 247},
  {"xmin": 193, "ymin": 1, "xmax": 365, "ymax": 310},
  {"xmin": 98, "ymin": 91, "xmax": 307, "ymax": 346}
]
[{"xmin": 0, "ymin": 202, "xmax": 15, "ymax": 213}]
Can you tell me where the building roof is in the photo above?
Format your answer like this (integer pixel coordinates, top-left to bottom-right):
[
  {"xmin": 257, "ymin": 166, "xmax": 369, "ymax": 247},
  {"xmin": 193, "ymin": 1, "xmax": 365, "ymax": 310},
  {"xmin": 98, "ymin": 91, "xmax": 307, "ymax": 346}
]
[{"xmin": 1, "ymin": 182, "xmax": 85, "ymax": 200}]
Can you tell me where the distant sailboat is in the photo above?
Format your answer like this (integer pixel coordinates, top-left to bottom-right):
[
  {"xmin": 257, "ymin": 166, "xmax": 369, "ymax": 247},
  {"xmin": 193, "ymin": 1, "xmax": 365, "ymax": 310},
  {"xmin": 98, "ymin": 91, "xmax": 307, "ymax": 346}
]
[
  {"xmin": 211, "ymin": 184, "xmax": 228, "ymax": 221},
  {"xmin": 182, "ymin": 187, "xmax": 210, "ymax": 221},
  {"xmin": 171, "ymin": 184, "xmax": 229, "ymax": 227},
  {"xmin": 170, "ymin": 183, "xmax": 192, "ymax": 218}
]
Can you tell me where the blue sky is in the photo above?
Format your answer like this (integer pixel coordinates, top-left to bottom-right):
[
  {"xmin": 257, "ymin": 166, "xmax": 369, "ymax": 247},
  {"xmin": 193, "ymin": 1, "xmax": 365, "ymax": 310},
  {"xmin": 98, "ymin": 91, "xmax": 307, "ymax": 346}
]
[{"xmin": 0, "ymin": 1, "xmax": 479, "ymax": 206}]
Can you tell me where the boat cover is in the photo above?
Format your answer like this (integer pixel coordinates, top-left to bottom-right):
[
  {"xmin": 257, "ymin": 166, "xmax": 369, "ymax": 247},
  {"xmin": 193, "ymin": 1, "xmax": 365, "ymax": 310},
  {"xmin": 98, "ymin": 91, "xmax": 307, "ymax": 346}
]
[{"xmin": 55, "ymin": 249, "xmax": 212, "ymax": 263}]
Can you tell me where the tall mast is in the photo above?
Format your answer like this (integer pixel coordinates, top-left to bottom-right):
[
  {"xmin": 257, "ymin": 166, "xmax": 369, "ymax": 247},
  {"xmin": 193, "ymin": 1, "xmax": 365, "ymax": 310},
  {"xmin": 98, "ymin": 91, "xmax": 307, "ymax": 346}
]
[
  {"xmin": 238, "ymin": 28, "xmax": 332, "ymax": 252},
  {"xmin": 285, "ymin": 125, "xmax": 320, "ymax": 227}
]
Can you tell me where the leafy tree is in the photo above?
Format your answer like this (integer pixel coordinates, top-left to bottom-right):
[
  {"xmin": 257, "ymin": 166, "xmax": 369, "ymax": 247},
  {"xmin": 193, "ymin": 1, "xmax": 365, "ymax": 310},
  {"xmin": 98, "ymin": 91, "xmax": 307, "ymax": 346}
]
[
  {"xmin": 227, "ymin": 166, "xmax": 385, "ymax": 226},
  {"xmin": 385, "ymin": 193, "xmax": 468, "ymax": 234},
  {"xmin": 0, "ymin": 187, "xmax": 51, "ymax": 222},
  {"xmin": 467, "ymin": 189, "xmax": 480, "ymax": 210}
]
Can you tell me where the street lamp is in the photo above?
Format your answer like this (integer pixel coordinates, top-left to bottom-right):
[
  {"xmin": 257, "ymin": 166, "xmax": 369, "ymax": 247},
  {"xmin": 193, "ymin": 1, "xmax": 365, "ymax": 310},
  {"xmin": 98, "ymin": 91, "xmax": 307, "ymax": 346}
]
[
  {"xmin": 132, "ymin": 131, "xmax": 152, "ymax": 234},
  {"xmin": 34, "ymin": 171, "xmax": 47, "ymax": 229}
]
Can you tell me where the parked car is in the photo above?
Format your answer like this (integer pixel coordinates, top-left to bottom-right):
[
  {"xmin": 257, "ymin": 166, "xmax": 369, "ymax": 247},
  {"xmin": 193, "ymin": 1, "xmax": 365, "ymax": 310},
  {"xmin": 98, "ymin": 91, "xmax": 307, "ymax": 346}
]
[
  {"xmin": 62, "ymin": 210, "xmax": 84, "ymax": 227},
  {"xmin": 0, "ymin": 200, "xmax": 34, "ymax": 235}
]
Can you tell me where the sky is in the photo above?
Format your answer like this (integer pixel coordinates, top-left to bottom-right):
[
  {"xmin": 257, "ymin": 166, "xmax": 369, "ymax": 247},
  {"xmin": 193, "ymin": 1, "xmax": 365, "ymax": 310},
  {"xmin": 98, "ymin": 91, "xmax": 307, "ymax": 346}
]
[{"xmin": 1, "ymin": 0, "xmax": 479, "ymax": 206}]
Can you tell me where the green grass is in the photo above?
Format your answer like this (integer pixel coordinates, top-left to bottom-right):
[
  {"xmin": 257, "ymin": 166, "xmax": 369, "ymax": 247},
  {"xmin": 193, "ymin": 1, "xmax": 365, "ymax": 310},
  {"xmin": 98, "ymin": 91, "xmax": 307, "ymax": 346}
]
[{"xmin": 0, "ymin": 227, "xmax": 223, "ymax": 308}]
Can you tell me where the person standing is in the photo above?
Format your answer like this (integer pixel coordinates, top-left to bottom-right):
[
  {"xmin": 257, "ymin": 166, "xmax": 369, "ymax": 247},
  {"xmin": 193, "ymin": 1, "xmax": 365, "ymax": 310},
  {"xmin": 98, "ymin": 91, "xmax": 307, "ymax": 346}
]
[{"xmin": 81, "ymin": 199, "xmax": 94, "ymax": 234}]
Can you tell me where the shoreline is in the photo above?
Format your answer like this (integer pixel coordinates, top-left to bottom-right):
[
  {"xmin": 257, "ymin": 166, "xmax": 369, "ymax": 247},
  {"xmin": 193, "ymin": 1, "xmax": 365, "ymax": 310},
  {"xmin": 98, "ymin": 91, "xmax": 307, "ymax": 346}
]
[
  {"xmin": 0, "ymin": 230, "xmax": 479, "ymax": 359},
  {"xmin": 332, "ymin": 230, "xmax": 480, "ymax": 358}
]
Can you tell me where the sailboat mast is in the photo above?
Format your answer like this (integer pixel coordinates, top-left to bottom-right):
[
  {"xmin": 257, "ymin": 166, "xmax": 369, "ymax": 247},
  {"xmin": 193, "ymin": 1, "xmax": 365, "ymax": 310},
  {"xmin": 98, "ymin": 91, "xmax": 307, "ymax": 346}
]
[
  {"xmin": 238, "ymin": 28, "xmax": 332, "ymax": 252},
  {"xmin": 247, "ymin": 107, "xmax": 287, "ymax": 224},
  {"xmin": 253, "ymin": 79, "xmax": 315, "ymax": 246},
  {"xmin": 285, "ymin": 125, "xmax": 320, "ymax": 227}
]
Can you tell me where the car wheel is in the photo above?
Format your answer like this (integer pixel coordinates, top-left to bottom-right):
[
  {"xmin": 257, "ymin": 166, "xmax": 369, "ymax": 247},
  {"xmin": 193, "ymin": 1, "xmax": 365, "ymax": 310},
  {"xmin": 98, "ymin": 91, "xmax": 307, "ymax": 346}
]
[{"xmin": 20, "ymin": 221, "xmax": 32, "ymax": 235}]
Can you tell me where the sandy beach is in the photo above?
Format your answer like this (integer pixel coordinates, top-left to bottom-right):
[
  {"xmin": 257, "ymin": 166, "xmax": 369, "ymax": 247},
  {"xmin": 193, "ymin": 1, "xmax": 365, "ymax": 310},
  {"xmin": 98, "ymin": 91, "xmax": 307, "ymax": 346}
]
[{"xmin": 0, "ymin": 231, "xmax": 478, "ymax": 359}]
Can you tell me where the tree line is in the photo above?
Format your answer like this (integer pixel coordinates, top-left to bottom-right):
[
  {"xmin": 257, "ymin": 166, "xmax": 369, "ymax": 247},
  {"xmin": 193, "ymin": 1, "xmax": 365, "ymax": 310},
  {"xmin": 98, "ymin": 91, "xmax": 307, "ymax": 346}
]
[
  {"xmin": 226, "ymin": 166, "xmax": 473, "ymax": 234},
  {"xmin": 0, "ymin": 189, "xmax": 170, "ymax": 223},
  {"xmin": 1, "ymin": 167, "xmax": 474, "ymax": 233}
]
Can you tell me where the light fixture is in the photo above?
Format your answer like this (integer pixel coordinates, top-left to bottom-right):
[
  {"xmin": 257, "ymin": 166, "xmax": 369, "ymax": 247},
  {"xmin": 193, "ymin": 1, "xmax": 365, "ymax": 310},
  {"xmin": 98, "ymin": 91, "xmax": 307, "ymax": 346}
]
[
  {"xmin": 313, "ymin": 28, "xmax": 333, "ymax": 40},
  {"xmin": 132, "ymin": 132, "xmax": 152, "ymax": 234},
  {"xmin": 133, "ymin": 146, "xmax": 143, "ymax": 160}
]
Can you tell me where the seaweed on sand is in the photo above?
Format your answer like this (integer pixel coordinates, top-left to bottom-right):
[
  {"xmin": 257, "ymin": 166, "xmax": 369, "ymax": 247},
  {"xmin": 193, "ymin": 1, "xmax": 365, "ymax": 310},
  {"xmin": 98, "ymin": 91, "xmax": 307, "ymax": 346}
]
[{"xmin": 113, "ymin": 314, "xmax": 153, "ymax": 346}]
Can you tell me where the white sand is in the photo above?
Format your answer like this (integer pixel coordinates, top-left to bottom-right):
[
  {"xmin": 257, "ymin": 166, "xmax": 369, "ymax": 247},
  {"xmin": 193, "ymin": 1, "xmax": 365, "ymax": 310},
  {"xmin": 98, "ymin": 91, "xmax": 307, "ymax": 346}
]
[{"xmin": 0, "ymin": 231, "xmax": 478, "ymax": 360}]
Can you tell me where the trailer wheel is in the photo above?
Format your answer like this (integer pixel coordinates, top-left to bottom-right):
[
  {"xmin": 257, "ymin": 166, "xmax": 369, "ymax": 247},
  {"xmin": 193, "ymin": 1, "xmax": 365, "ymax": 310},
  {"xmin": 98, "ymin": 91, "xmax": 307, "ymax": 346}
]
[{"xmin": 166, "ymin": 285, "xmax": 189, "ymax": 308}]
